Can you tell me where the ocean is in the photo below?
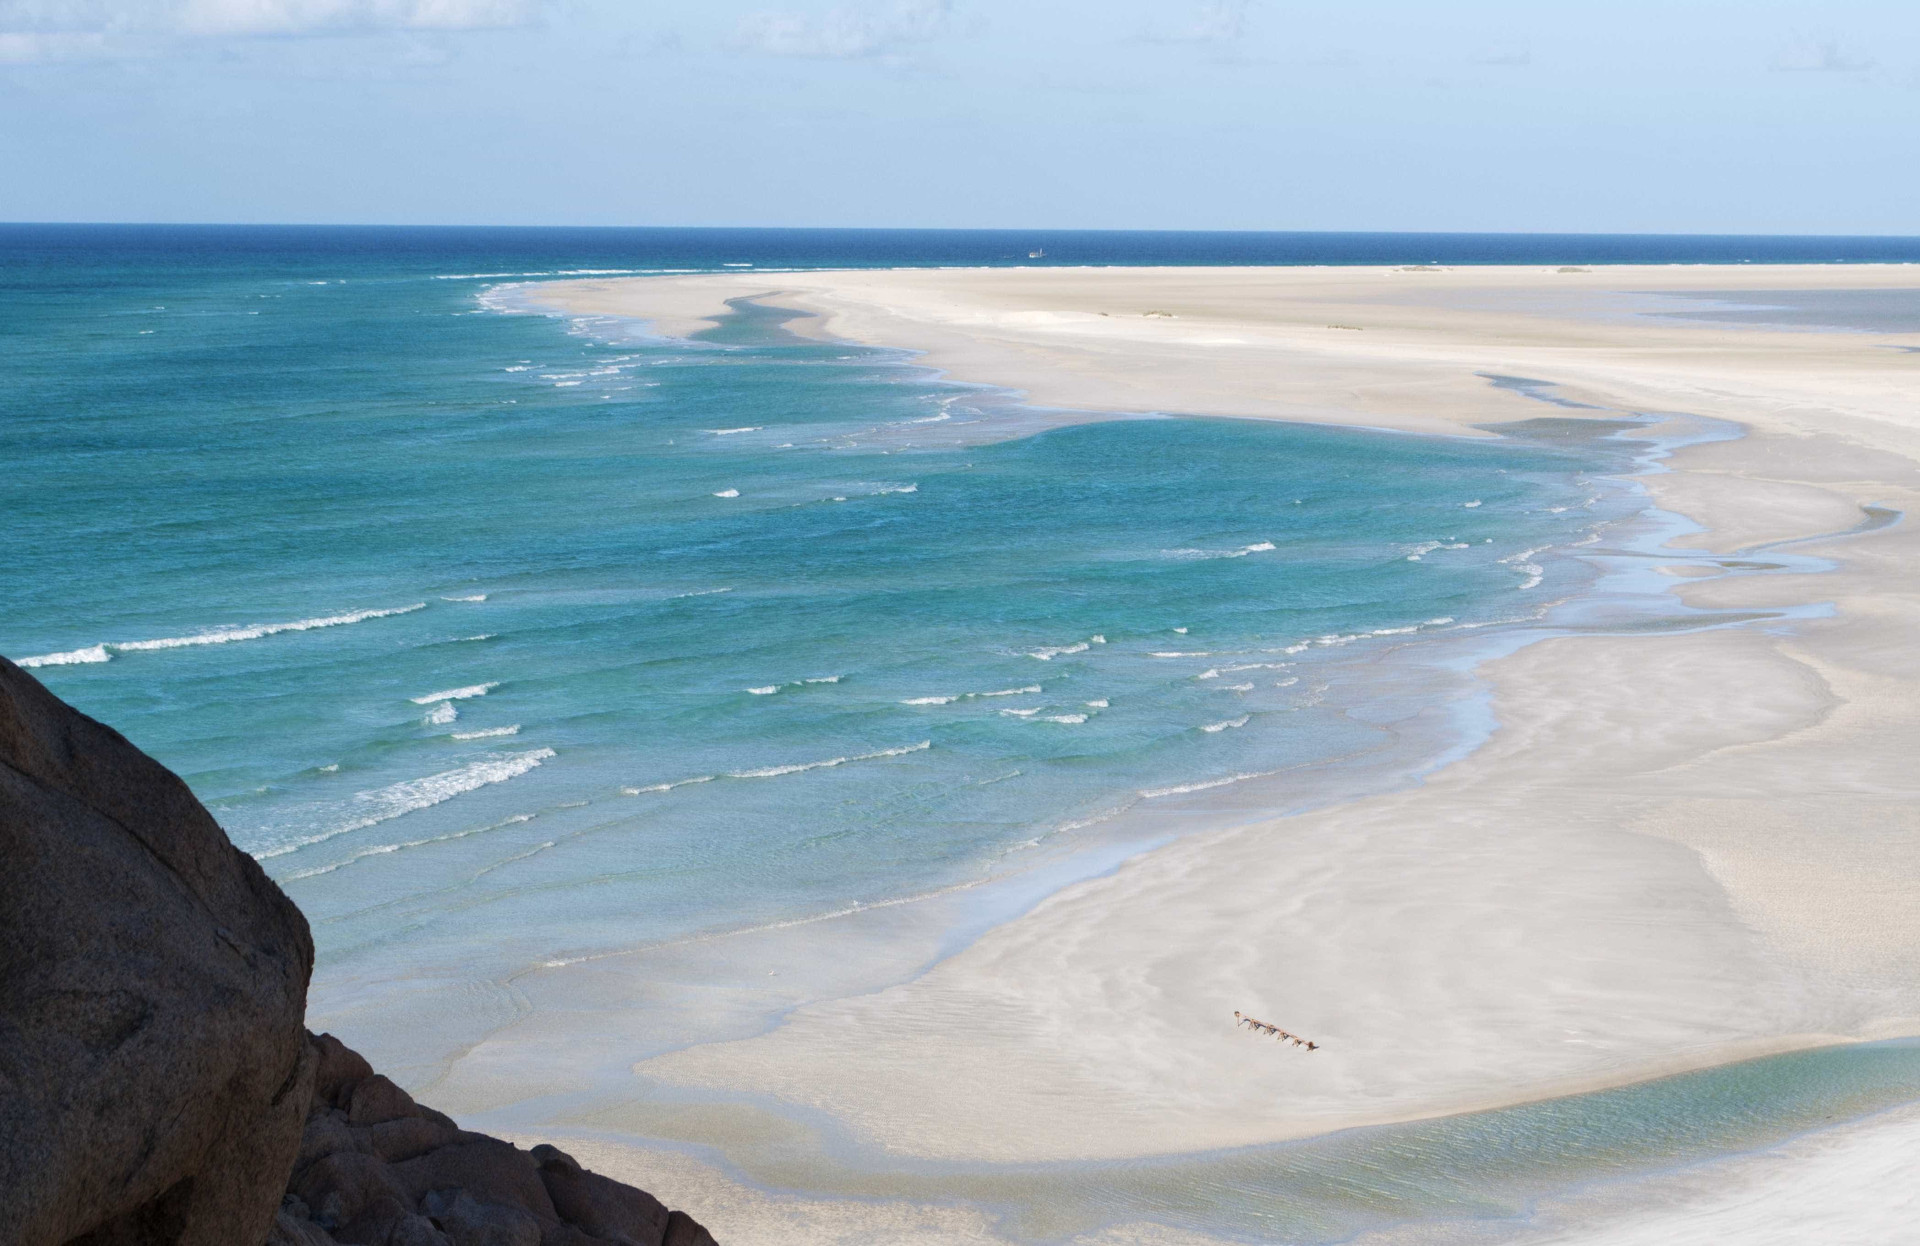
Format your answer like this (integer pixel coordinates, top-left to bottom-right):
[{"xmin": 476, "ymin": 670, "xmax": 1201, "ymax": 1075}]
[{"xmin": 6, "ymin": 225, "xmax": 1919, "ymax": 1242}]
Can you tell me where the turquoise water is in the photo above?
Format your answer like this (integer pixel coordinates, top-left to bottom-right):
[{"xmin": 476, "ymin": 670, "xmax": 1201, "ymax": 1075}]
[
  {"xmin": 1, "ymin": 232, "xmax": 1627, "ymax": 995},
  {"xmin": 570, "ymin": 1038, "xmax": 1920, "ymax": 1244},
  {"xmin": 10, "ymin": 226, "xmax": 1917, "ymax": 1241}
]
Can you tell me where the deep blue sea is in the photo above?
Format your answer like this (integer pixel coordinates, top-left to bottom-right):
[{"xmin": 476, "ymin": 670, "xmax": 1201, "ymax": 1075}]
[{"xmin": 8, "ymin": 225, "xmax": 1920, "ymax": 1239}]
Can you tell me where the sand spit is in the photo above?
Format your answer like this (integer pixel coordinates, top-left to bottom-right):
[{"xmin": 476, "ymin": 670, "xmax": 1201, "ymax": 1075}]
[{"xmin": 453, "ymin": 265, "xmax": 1920, "ymax": 1237}]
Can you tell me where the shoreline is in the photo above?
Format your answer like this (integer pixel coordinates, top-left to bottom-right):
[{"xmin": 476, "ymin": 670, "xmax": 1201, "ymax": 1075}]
[{"xmin": 439, "ymin": 264, "xmax": 1920, "ymax": 1236}]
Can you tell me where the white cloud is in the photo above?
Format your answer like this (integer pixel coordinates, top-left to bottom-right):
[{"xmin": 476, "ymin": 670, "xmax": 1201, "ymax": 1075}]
[
  {"xmin": 0, "ymin": 29, "xmax": 104, "ymax": 59},
  {"xmin": 735, "ymin": 0, "xmax": 954, "ymax": 60},
  {"xmin": 181, "ymin": 0, "xmax": 534, "ymax": 35},
  {"xmin": 1143, "ymin": 0, "xmax": 1253, "ymax": 46},
  {"xmin": 0, "ymin": 0, "xmax": 535, "ymax": 57},
  {"xmin": 1770, "ymin": 37, "xmax": 1873, "ymax": 73}
]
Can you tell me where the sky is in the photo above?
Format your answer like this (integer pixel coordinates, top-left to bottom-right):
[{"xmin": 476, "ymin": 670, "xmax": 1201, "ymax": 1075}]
[{"xmin": 0, "ymin": 0, "xmax": 1916, "ymax": 231}]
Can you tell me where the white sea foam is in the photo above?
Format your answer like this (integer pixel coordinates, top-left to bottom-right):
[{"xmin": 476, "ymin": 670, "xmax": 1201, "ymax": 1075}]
[
  {"xmin": 902, "ymin": 695, "xmax": 957, "ymax": 705},
  {"xmin": 1173, "ymin": 627, "xmax": 1188, "ymax": 634},
  {"xmin": 622, "ymin": 775, "xmax": 715, "ymax": 795},
  {"xmin": 1085, "ymin": 699, "xmax": 1109, "ymax": 708},
  {"xmin": 21, "ymin": 604, "xmax": 426, "ymax": 666},
  {"xmin": 747, "ymin": 686, "xmax": 780, "ymax": 695},
  {"xmin": 1202, "ymin": 716, "xmax": 1250, "ymax": 733},
  {"xmin": 1141, "ymin": 769, "xmax": 1278, "ymax": 799},
  {"xmin": 673, "ymin": 587, "xmax": 731, "ymax": 598},
  {"xmin": 713, "ymin": 489, "xmax": 740, "ymax": 498},
  {"xmin": 1463, "ymin": 499, "xmax": 1483, "ymax": 508},
  {"xmin": 1001, "ymin": 707, "xmax": 1040, "ymax": 717},
  {"xmin": 1041, "ymin": 713, "xmax": 1088, "ymax": 724},
  {"xmin": 255, "ymin": 750, "xmax": 554, "ymax": 860},
  {"xmin": 1166, "ymin": 541, "xmax": 1276, "ymax": 560},
  {"xmin": 16, "ymin": 644, "xmax": 112, "ymax": 668},
  {"xmin": 1275, "ymin": 677, "xmax": 1300, "ymax": 687},
  {"xmin": 117, "ymin": 603, "xmax": 427, "ymax": 653},
  {"xmin": 452, "ymin": 725, "xmax": 520, "ymax": 740},
  {"xmin": 425, "ymin": 702, "xmax": 458, "ymax": 725},
  {"xmin": 874, "ymin": 484, "xmax": 918, "ymax": 494},
  {"xmin": 1218, "ymin": 683, "xmax": 1255, "ymax": 692},
  {"xmin": 1501, "ymin": 545, "xmax": 1551, "ymax": 590},
  {"xmin": 1427, "ymin": 616, "xmax": 1455, "ymax": 626},
  {"xmin": 1150, "ymin": 651, "xmax": 1210, "ymax": 658},
  {"xmin": 981, "ymin": 685, "xmax": 1043, "ymax": 697},
  {"xmin": 443, "ymin": 594, "xmax": 488, "ymax": 602},
  {"xmin": 410, "ymin": 682, "xmax": 498, "ymax": 704},
  {"xmin": 1029, "ymin": 642, "xmax": 1090, "ymax": 660},
  {"xmin": 804, "ymin": 675, "xmax": 842, "ymax": 684},
  {"xmin": 279, "ymin": 812, "xmax": 536, "ymax": 880},
  {"xmin": 708, "ymin": 427, "xmax": 762, "ymax": 435},
  {"xmin": 728, "ymin": 740, "xmax": 930, "ymax": 779}
]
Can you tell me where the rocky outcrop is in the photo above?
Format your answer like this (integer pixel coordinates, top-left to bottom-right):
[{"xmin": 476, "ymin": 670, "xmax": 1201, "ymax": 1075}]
[
  {"xmin": 0, "ymin": 655, "xmax": 316, "ymax": 1246},
  {"xmin": 0, "ymin": 657, "xmax": 717, "ymax": 1246},
  {"xmin": 273, "ymin": 1032, "xmax": 716, "ymax": 1246}
]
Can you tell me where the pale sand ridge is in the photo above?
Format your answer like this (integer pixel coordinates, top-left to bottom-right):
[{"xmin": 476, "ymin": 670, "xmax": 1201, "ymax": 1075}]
[{"xmin": 447, "ymin": 266, "xmax": 1920, "ymax": 1235}]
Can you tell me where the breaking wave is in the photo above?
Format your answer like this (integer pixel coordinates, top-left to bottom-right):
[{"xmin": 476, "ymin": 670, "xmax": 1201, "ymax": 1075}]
[
  {"xmin": 18, "ymin": 603, "xmax": 426, "ymax": 667},
  {"xmin": 729, "ymin": 740, "xmax": 930, "ymax": 779},
  {"xmin": 411, "ymin": 682, "xmax": 498, "ymax": 704},
  {"xmin": 255, "ymin": 749, "xmax": 556, "ymax": 860}
]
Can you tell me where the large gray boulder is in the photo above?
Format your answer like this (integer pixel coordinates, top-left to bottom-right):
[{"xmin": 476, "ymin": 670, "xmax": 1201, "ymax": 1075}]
[
  {"xmin": 0, "ymin": 657, "xmax": 718, "ymax": 1246},
  {"xmin": 285, "ymin": 1032, "xmax": 718, "ymax": 1246},
  {"xmin": 0, "ymin": 656, "xmax": 316, "ymax": 1245}
]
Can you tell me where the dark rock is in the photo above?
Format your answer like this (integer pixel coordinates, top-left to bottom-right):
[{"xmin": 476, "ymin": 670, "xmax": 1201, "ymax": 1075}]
[
  {"xmin": 298, "ymin": 1109, "xmax": 367, "ymax": 1170},
  {"xmin": 528, "ymin": 1145, "xmax": 582, "ymax": 1177},
  {"xmin": 268, "ymin": 1208, "xmax": 342, "ymax": 1246},
  {"xmin": 535, "ymin": 1147, "xmax": 670, "ymax": 1246},
  {"xmin": 662, "ymin": 1211, "xmax": 718, "ymax": 1246},
  {"xmin": 368, "ymin": 1115, "xmax": 459, "ymax": 1164},
  {"xmin": 292, "ymin": 1151, "xmax": 412, "ymax": 1237},
  {"xmin": 0, "ymin": 656, "xmax": 314, "ymax": 1246},
  {"xmin": 420, "ymin": 1191, "xmax": 543, "ymax": 1246},
  {"xmin": 384, "ymin": 1216, "xmax": 452, "ymax": 1246},
  {"xmin": 0, "ymin": 663, "xmax": 716, "ymax": 1246},
  {"xmin": 349, "ymin": 1074, "xmax": 423, "ymax": 1127},
  {"xmin": 312, "ymin": 1032, "xmax": 376, "ymax": 1110},
  {"xmin": 397, "ymin": 1140, "xmax": 557, "ymax": 1221}
]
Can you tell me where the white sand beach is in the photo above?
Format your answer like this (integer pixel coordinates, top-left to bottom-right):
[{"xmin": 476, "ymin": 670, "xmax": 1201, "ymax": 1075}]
[{"xmin": 459, "ymin": 265, "xmax": 1920, "ymax": 1239}]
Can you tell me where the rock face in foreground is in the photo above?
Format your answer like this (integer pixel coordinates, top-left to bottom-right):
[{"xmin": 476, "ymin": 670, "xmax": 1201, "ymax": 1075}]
[
  {"xmin": 0, "ymin": 655, "xmax": 316, "ymax": 1245},
  {"xmin": 275, "ymin": 1033, "xmax": 716, "ymax": 1246},
  {"xmin": 0, "ymin": 657, "xmax": 716, "ymax": 1246}
]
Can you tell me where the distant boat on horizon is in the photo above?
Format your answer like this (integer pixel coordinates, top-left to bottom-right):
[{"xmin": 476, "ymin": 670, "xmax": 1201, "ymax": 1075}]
[{"xmin": 1028, "ymin": 248, "xmax": 1045, "ymax": 259}]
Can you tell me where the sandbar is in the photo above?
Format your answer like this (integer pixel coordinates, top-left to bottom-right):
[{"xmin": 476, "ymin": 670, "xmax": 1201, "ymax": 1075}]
[{"xmin": 452, "ymin": 264, "xmax": 1920, "ymax": 1237}]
